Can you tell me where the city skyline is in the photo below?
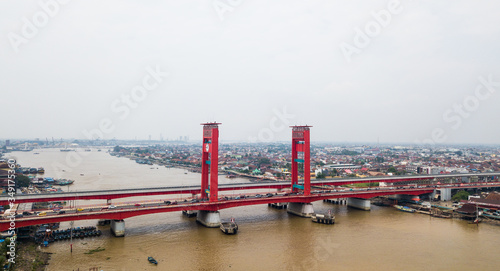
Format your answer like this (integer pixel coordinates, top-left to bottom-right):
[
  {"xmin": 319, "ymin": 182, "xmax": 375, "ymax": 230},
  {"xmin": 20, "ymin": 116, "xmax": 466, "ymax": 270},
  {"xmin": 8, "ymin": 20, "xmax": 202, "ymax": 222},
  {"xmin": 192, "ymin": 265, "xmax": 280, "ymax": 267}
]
[{"xmin": 2, "ymin": 1, "xmax": 500, "ymax": 144}]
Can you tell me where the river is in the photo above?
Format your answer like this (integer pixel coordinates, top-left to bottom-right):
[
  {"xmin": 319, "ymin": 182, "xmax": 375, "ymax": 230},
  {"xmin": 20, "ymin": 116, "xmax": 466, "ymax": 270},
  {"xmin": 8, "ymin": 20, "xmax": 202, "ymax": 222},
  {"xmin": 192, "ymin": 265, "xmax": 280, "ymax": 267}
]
[{"xmin": 8, "ymin": 149, "xmax": 500, "ymax": 270}]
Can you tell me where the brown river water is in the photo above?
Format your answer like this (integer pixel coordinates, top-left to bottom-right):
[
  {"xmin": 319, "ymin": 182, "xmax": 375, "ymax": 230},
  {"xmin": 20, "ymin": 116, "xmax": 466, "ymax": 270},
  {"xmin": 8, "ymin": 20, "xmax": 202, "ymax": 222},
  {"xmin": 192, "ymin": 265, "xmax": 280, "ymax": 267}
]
[{"xmin": 8, "ymin": 149, "xmax": 500, "ymax": 271}]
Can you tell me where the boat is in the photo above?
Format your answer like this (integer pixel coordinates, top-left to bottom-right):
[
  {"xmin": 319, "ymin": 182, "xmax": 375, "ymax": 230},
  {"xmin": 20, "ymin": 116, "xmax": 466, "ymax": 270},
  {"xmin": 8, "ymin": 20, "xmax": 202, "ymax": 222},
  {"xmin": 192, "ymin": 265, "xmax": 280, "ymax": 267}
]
[
  {"xmin": 311, "ymin": 210, "xmax": 335, "ymax": 224},
  {"xmin": 148, "ymin": 257, "xmax": 158, "ymax": 265},
  {"xmin": 37, "ymin": 167, "xmax": 45, "ymax": 174},
  {"xmin": 54, "ymin": 179, "xmax": 75, "ymax": 186},
  {"xmin": 220, "ymin": 218, "xmax": 238, "ymax": 234},
  {"xmin": 394, "ymin": 205, "xmax": 416, "ymax": 213}
]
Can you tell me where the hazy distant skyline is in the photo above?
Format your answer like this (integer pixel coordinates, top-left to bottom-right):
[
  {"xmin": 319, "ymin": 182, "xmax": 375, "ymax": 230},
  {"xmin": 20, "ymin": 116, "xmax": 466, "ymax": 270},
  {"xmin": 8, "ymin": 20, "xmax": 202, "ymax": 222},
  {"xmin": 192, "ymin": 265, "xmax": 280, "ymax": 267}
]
[{"xmin": 2, "ymin": 1, "xmax": 500, "ymax": 144}]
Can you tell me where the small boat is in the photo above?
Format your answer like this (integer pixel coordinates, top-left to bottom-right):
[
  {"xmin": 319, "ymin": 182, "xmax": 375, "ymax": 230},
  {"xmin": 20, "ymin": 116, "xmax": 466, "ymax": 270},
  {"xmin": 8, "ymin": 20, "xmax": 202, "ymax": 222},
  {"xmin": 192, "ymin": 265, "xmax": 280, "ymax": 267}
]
[
  {"xmin": 220, "ymin": 218, "xmax": 238, "ymax": 234},
  {"xmin": 148, "ymin": 257, "xmax": 158, "ymax": 265},
  {"xmin": 469, "ymin": 218, "xmax": 481, "ymax": 224},
  {"xmin": 311, "ymin": 210, "xmax": 335, "ymax": 224},
  {"xmin": 54, "ymin": 179, "xmax": 75, "ymax": 185},
  {"xmin": 394, "ymin": 205, "xmax": 416, "ymax": 213}
]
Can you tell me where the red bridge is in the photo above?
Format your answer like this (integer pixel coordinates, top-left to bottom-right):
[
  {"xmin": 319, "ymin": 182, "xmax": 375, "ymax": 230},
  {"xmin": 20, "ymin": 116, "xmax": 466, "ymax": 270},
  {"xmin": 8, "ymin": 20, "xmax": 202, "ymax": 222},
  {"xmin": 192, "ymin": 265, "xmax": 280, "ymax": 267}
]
[{"xmin": 2, "ymin": 123, "xmax": 500, "ymax": 234}]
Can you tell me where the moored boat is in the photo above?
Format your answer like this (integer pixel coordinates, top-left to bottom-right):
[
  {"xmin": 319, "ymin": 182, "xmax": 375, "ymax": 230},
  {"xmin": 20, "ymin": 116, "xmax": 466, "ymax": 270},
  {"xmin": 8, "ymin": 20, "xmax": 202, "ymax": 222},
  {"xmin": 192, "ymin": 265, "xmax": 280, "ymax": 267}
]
[
  {"xmin": 394, "ymin": 205, "xmax": 416, "ymax": 213},
  {"xmin": 54, "ymin": 179, "xmax": 75, "ymax": 185},
  {"xmin": 220, "ymin": 218, "xmax": 238, "ymax": 234}
]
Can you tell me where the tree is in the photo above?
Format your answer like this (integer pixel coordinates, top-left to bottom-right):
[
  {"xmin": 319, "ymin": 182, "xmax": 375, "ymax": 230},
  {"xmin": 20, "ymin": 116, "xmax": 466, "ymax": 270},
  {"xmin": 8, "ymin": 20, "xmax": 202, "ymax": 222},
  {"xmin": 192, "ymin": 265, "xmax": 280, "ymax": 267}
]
[
  {"xmin": 388, "ymin": 166, "xmax": 397, "ymax": 174},
  {"xmin": 257, "ymin": 158, "xmax": 271, "ymax": 166},
  {"xmin": 316, "ymin": 172, "xmax": 325, "ymax": 179},
  {"xmin": 452, "ymin": 190, "xmax": 470, "ymax": 202},
  {"xmin": 16, "ymin": 174, "xmax": 31, "ymax": 188}
]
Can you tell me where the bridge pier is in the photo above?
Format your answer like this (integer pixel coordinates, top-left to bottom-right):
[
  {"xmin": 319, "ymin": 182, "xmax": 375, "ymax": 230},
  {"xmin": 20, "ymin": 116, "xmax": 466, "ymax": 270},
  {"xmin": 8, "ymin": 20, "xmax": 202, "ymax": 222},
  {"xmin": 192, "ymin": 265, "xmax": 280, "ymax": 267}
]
[
  {"xmin": 287, "ymin": 202, "xmax": 314, "ymax": 217},
  {"xmin": 110, "ymin": 220, "xmax": 125, "ymax": 237},
  {"xmin": 196, "ymin": 210, "xmax": 221, "ymax": 227},
  {"xmin": 439, "ymin": 188, "xmax": 452, "ymax": 201},
  {"xmin": 347, "ymin": 198, "xmax": 371, "ymax": 211},
  {"xmin": 107, "ymin": 199, "xmax": 111, "ymax": 205}
]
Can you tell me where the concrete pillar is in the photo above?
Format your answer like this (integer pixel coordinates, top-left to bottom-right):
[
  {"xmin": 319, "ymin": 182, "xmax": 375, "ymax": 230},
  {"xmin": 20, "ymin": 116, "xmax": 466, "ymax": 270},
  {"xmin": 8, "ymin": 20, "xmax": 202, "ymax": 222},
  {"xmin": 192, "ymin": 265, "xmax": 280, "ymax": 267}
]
[
  {"xmin": 196, "ymin": 210, "xmax": 221, "ymax": 227},
  {"xmin": 107, "ymin": 199, "xmax": 111, "ymax": 205},
  {"xmin": 110, "ymin": 219, "xmax": 125, "ymax": 237},
  {"xmin": 287, "ymin": 202, "xmax": 314, "ymax": 217},
  {"xmin": 347, "ymin": 198, "xmax": 371, "ymax": 211},
  {"xmin": 439, "ymin": 188, "xmax": 452, "ymax": 201}
]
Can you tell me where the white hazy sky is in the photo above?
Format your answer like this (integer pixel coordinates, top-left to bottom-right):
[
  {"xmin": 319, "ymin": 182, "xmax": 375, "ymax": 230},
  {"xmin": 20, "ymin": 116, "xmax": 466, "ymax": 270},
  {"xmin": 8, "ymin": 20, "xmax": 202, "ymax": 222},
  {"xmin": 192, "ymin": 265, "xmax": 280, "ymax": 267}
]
[{"xmin": 1, "ymin": 1, "xmax": 500, "ymax": 144}]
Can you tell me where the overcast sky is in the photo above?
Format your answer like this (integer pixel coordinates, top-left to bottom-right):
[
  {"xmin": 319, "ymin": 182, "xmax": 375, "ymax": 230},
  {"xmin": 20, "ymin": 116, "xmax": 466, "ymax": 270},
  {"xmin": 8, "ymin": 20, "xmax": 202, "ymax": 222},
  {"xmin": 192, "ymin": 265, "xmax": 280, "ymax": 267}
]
[{"xmin": 1, "ymin": 1, "xmax": 500, "ymax": 144}]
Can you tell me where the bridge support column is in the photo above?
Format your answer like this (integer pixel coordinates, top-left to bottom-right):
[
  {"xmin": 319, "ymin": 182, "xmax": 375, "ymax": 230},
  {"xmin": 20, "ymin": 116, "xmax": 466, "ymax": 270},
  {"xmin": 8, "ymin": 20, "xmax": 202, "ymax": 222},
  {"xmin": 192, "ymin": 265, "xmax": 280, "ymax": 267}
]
[
  {"xmin": 196, "ymin": 210, "xmax": 221, "ymax": 227},
  {"xmin": 110, "ymin": 220, "xmax": 125, "ymax": 237},
  {"xmin": 287, "ymin": 202, "xmax": 314, "ymax": 217},
  {"xmin": 439, "ymin": 188, "xmax": 452, "ymax": 201},
  {"xmin": 347, "ymin": 198, "xmax": 371, "ymax": 211},
  {"xmin": 107, "ymin": 199, "xmax": 111, "ymax": 205}
]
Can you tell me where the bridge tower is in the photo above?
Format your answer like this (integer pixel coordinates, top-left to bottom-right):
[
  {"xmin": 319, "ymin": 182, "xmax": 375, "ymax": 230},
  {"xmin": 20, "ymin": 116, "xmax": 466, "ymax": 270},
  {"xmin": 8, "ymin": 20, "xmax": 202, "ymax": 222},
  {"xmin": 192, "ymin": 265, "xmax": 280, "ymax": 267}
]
[
  {"xmin": 201, "ymin": 122, "xmax": 221, "ymax": 202},
  {"xmin": 291, "ymin": 125, "xmax": 312, "ymax": 195}
]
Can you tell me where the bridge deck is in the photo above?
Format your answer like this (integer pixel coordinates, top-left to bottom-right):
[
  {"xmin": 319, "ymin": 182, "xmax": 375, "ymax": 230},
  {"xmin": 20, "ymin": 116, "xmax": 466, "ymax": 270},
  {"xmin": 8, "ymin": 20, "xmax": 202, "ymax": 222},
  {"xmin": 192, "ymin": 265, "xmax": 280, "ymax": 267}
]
[{"xmin": 2, "ymin": 172, "xmax": 498, "ymax": 205}]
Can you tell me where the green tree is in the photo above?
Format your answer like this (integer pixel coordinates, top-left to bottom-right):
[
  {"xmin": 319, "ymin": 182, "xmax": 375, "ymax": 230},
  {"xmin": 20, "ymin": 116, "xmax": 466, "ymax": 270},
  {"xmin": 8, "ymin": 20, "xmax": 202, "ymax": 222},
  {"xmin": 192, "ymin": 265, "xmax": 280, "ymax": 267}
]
[
  {"xmin": 16, "ymin": 174, "xmax": 31, "ymax": 188},
  {"xmin": 316, "ymin": 172, "xmax": 325, "ymax": 179},
  {"xmin": 452, "ymin": 190, "xmax": 470, "ymax": 201},
  {"xmin": 388, "ymin": 166, "xmax": 397, "ymax": 174},
  {"xmin": 257, "ymin": 158, "xmax": 271, "ymax": 165}
]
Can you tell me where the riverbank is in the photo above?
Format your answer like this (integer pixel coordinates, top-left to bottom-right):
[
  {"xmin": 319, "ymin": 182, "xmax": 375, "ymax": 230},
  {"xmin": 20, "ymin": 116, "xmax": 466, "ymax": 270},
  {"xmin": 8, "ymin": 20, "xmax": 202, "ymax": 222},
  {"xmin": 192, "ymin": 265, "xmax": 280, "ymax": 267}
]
[{"xmin": 11, "ymin": 240, "xmax": 51, "ymax": 271}]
